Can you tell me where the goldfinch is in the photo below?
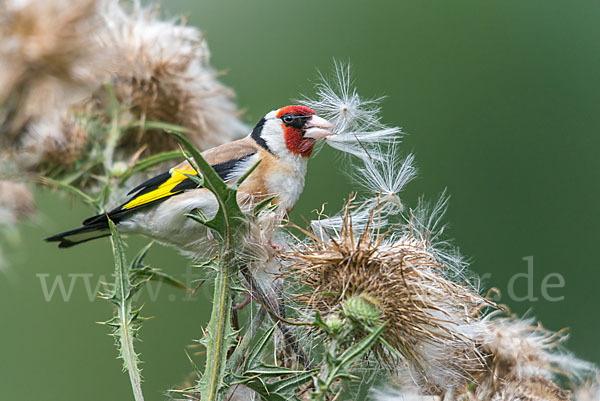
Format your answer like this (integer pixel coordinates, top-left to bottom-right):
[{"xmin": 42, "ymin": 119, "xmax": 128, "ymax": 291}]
[{"xmin": 45, "ymin": 105, "xmax": 334, "ymax": 251}]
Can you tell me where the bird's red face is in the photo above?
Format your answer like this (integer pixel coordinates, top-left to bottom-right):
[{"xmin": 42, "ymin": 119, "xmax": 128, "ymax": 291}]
[
  {"xmin": 251, "ymin": 105, "xmax": 335, "ymax": 158},
  {"xmin": 277, "ymin": 106, "xmax": 324, "ymax": 157}
]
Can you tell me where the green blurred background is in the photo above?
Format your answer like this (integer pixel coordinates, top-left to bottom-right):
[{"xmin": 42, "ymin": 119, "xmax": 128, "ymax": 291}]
[{"xmin": 1, "ymin": 0, "xmax": 599, "ymax": 399}]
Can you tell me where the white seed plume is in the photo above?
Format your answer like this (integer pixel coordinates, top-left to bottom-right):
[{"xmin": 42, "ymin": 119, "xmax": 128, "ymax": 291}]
[
  {"xmin": 305, "ymin": 61, "xmax": 383, "ymax": 132},
  {"xmin": 403, "ymin": 192, "xmax": 473, "ymax": 286},
  {"xmin": 355, "ymin": 145, "xmax": 417, "ymax": 214},
  {"xmin": 301, "ymin": 61, "xmax": 403, "ymax": 161}
]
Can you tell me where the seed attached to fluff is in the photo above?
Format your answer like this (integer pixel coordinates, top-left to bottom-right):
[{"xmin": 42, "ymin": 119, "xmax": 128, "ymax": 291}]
[
  {"xmin": 354, "ymin": 145, "xmax": 416, "ymax": 214},
  {"xmin": 300, "ymin": 62, "xmax": 402, "ymax": 161}
]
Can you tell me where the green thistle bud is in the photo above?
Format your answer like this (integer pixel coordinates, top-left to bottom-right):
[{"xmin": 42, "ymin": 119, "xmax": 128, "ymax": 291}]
[
  {"xmin": 342, "ymin": 294, "xmax": 381, "ymax": 329},
  {"xmin": 324, "ymin": 313, "xmax": 346, "ymax": 335},
  {"xmin": 111, "ymin": 161, "xmax": 128, "ymax": 177}
]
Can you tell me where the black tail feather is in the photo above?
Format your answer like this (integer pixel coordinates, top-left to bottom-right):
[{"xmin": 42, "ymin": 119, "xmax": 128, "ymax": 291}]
[
  {"xmin": 45, "ymin": 215, "xmax": 111, "ymax": 248},
  {"xmin": 47, "ymin": 195, "xmax": 149, "ymax": 249}
]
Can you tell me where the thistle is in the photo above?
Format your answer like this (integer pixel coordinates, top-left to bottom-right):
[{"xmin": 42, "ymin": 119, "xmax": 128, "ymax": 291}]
[
  {"xmin": 0, "ymin": 0, "xmax": 108, "ymax": 168},
  {"xmin": 282, "ymin": 200, "xmax": 491, "ymax": 394},
  {"xmin": 92, "ymin": 0, "xmax": 248, "ymax": 157},
  {"xmin": 375, "ymin": 314, "xmax": 599, "ymax": 401}
]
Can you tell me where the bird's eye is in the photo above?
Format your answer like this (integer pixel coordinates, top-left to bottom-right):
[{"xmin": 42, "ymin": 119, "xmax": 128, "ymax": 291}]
[{"xmin": 281, "ymin": 114, "xmax": 295, "ymax": 124}]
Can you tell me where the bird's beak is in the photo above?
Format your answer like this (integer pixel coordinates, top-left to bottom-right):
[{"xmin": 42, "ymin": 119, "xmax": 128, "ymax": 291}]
[{"xmin": 304, "ymin": 115, "xmax": 336, "ymax": 139}]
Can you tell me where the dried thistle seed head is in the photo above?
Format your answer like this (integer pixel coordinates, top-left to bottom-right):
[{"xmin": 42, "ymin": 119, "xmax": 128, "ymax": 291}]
[
  {"xmin": 371, "ymin": 388, "xmax": 442, "ymax": 401},
  {"xmin": 1, "ymin": 0, "xmax": 247, "ymax": 176},
  {"xmin": 460, "ymin": 315, "xmax": 597, "ymax": 401},
  {"xmin": 94, "ymin": 1, "xmax": 248, "ymax": 156},
  {"xmin": 0, "ymin": 0, "xmax": 109, "ymax": 146},
  {"xmin": 487, "ymin": 377, "xmax": 571, "ymax": 401},
  {"xmin": 373, "ymin": 379, "xmax": 572, "ymax": 401},
  {"xmin": 386, "ymin": 313, "xmax": 597, "ymax": 400},
  {"xmin": 282, "ymin": 200, "xmax": 490, "ymax": 391},
  {"xmin": 14, "ymin": 111, "xmax": 89, "ymax": 170},
  {"xmin": 480, "ymin": 317, "xmax": 593, "ymax": 381}
]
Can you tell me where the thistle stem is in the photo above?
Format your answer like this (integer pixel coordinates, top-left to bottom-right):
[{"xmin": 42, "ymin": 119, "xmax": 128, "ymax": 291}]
[
  {"xmin": 201, "ymin": 251, "xmax": 234, "ymax": 401},
  {"xmin": 108, "ymin": 219, "xmax": 145, "ymax": 401},
  {"xmin": 103, "ymin": 84, "xmax": 121, "ymax": 172}
]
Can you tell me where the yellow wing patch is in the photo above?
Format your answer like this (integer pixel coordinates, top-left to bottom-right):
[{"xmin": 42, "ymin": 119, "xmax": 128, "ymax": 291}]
[{"xmin": 122, "ymin": 168, "xmax": 197, "ymax": 210}]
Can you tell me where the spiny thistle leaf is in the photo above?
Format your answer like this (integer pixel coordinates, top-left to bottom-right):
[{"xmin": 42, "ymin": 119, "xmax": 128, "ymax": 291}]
[
  {"xmin": 236, "ymin": 371, "xmax": 315, "ymax": 401},
  {"xmin": 169, "ymin": 130, "xmax": 246, "ymax": 238},
  {"xmin": 312, "ymin": 322, "xmax": 387, "ymax": 401},
  {"xmin": 228, "ymin": 324, "xmax": 316, "ymax": 401},
  {"xmin": 245, "ymin": 324, "xmax": 277, "ymax": 369},
  {"xmin": 131, "ymin": 267, "xmax": 187, "ymax": 290},
  {"xmin": 128, "ymin": 241, "xmax": 187, "ymax": 290},
  {"xmin": 253, "ymin": 195, "xmax": 276, "ymax": 216},
  {"xmin": 335, "ymin": 322, "xmax": 386, "ymax": 368}
]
